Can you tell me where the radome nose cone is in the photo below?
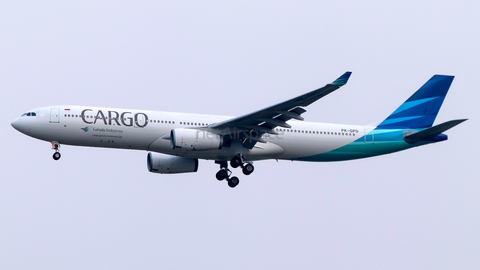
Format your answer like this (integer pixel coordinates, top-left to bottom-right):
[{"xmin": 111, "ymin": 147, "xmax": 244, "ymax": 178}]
[{"xmin": 11, "ymin": 118, "xmax": 20, "ymax": 131}]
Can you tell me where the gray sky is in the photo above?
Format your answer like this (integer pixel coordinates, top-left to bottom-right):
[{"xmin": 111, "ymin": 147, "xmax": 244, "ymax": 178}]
[{"xmin": 1, "ymin": 1, "xmax": 478, "ymax": 269}]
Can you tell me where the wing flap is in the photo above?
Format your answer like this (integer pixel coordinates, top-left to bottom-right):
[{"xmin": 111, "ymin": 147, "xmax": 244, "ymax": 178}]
[
  {"xmin": 260, "ymin": 118, "xmax": 292, "ymax": 128},
  {"xmin": 274, "ymin": 110, "xmax": 304, "ymax": 121}
]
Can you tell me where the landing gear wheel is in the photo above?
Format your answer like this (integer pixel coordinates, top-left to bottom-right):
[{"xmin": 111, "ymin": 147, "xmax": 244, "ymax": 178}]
[
  {"xmin": 53, "ymin": 152, "xmax": 61, "ymax": 160},
  {"xmin": 242, "ymin": 163, "xmax": 254, "ymax": 175},
  {"xmin": 228, "ymin": 177, "xmax": 240, "ymax": 188},
  {"xmin": 216, "ymin": 169, "xmax": 228, "ymax": 181},
  {"xmin": 230, "ymin": 156, "xmax": 242, "ymax": 168}
]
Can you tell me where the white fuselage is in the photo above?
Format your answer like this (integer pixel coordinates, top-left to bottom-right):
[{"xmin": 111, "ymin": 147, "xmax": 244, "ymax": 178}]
[{"xmin": 12, "ymin": 106, "xmax": 369, "ymax": 162}]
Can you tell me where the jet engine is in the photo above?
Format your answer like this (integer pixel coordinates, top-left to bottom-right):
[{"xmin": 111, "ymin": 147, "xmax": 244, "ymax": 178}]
[
  {"xmin": 147, "ymin": 152, "xmax": 198, "ymax": 174},
  {"xmin": 170, "ymin": 128, "xmax": 222, "ymax": 151}
]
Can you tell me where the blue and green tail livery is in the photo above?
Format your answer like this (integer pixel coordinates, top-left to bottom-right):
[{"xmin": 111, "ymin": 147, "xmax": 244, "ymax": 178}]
[
  {"xmin": 299, "ymin": 74, "xmax": 466, "ymax": 162},
  {"xmin": 377, "ymin": 75, "xmax": 454, "ymax": 129}
]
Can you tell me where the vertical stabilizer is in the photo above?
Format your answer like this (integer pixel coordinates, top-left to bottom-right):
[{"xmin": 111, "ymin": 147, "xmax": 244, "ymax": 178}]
[{"xmin": 376, "ymin": 75, "xmax": 454, "ymax": 129}]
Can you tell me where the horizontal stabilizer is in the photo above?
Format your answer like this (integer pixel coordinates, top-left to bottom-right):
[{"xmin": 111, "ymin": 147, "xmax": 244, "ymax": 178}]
[{"xmin": 404, "ymin": 119, "xmax": 467, "ymax": 144}]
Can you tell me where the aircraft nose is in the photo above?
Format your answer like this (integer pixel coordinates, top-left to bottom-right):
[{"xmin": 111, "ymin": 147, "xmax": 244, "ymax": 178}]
[
  {"xmin": 11, "ymin": 118, "xmax": 20, "ymax": 130},
  {"xmin": 11, "ymin": 118, "xmax": 24, "ymax": 132}
]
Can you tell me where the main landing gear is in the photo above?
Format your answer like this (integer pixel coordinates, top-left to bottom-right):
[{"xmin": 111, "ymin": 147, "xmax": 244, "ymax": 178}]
[
  {"xmin": 51, "ymin": 141, "xmax": 61, "ymax": 160},
  {"xmin": 215, "ymin": 155, "xmax": 254, "ymax": 188}
]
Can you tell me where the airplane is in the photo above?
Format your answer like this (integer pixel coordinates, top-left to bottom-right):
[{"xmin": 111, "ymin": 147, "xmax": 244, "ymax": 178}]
[{"xmin": 11, "ymin": 72, "xmax": 467, "ymax": 188}]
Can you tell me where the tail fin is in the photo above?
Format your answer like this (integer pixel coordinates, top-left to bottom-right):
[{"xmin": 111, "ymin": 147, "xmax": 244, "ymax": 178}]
[{"xmin": 377, "ymin": 75, "xmax": 454, "ymax": 129}]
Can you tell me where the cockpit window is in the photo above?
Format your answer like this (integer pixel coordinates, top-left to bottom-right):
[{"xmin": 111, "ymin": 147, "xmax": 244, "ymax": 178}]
[
  {"xmin": 21, "ymin": 113, "xmax": 27, "ymax": 117},
  {"xmin": 32, "ymin": 112, "xmax": 36, "ymax": 116},
  {"xmin": 21, "ymin": 112, "xmax": 36, "ymax": 117}
]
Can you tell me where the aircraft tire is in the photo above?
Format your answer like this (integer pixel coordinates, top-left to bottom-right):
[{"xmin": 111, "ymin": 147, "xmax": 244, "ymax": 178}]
[
  {"xmin": 230, "ymin": 156, "xmax": 242, "ymax": 168},
  {"xmin": 228, "ymin": 176, "xmax": 239, "ymax": 188},
  {"xmin": 216, "ymin": 170, "xmax": 227, "ymax": 181},
  {"xmin": 242, "ymin": 163, "xmax": 254, "ymax": 175},
  {"xmin": 53, "ymin": 152, "xmax": 61, "ymax": 160}
]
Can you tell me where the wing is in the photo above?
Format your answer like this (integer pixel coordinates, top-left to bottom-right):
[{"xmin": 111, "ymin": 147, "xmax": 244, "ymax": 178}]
[{"xmin": 209, "ymin": 71, "xmax": 352, "ymax": 148}]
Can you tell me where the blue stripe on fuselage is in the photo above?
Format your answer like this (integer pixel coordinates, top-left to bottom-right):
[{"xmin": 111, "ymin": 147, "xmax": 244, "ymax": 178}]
[{"xmin": 294, "ymin": 129, "xmax": 433, "ymax": 161}]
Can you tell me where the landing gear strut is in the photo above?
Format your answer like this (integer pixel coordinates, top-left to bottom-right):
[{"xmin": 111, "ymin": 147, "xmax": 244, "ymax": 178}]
[
  {"xmin": 51, "ymin": 141, "xmax": 61, "ymax": 161},
  {"xmin": 234, "ymin": 154, "xmax": 255, "ymax": 175},
  {"xmin": 215, "ymin": 156, "xmax": 254, "ymax": 188},
  {"xmin": 215, "ymin": 160, "xmax": 239, "ymax": 188}
]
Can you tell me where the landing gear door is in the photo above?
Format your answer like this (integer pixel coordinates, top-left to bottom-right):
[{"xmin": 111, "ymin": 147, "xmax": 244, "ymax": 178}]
[{"xmin": 50, "ymin": 108, "xmax": 60, "ymax": 123}]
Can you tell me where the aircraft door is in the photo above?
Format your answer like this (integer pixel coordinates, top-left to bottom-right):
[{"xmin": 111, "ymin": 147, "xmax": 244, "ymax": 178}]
[
  {"xmin": 50, "ymin": 108, "xmax": 60, "ymax": 123},
  {"xmin": 364, "ymin": 129, "xmax": 374, "ymax": 143}
]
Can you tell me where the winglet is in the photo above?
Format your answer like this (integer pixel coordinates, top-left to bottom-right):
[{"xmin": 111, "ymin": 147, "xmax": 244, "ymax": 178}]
[{"xmin": 331, "ymin": 71, "xmax": 352, "ymax": 86}]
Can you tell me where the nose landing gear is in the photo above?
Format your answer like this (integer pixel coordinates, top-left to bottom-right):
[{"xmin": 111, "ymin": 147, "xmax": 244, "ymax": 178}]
[
  {"xmin": 51, "ymin": 141, "xmax": 61, "ymax": 160},
  {"xmin": 53, "ymin": 152, "xmax": 61, "ymax": 160}
]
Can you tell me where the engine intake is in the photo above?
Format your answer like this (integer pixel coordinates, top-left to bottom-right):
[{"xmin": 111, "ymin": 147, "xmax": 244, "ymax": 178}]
[
  {"xmin": 170, "ymin": 128, "xmax": 222, "ymax": 151},
  {"xmin": 147, "ymin": 152, "xmax": 198, "ymax": 174}
]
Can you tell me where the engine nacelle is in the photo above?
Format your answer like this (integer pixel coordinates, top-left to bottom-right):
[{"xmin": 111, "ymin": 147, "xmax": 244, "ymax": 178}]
[
  {"xmin": 147, "ymin": 152, "xmax": 198, "ymax": 174},
  {"xmin": 170, "ymin": 128, "xmax": 222, "ymax": 151}
]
